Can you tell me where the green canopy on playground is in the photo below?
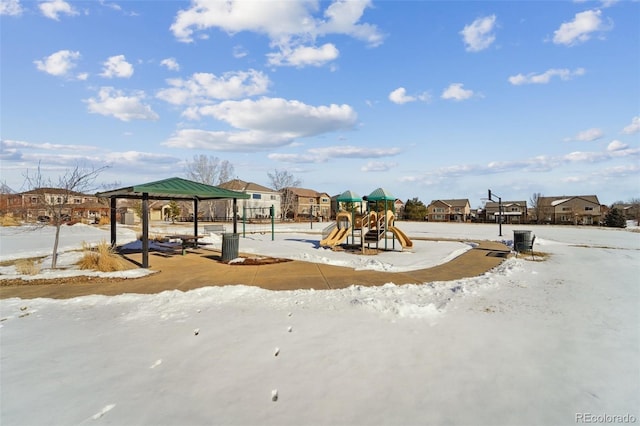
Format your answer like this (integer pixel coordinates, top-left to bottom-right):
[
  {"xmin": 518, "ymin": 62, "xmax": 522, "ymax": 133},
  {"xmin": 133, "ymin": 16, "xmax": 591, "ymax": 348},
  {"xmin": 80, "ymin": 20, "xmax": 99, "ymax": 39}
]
[
  {"xmin": 336, "ymin": 190, "xmax": 362, "ymax": 202},
  {"xmin": 367, "ymin": 187, "xmax": 395, "ymax": 201}
]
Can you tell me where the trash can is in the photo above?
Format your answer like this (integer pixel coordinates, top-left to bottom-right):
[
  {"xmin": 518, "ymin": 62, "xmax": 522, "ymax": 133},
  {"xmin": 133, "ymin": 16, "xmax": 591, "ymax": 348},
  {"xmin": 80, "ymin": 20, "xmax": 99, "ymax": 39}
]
[
  {"xmin": 221, "ymin": 233, "xmax": 239, "ymax": 262},
  {"xmin": 513, "ymin": 230, "xmax": 533, "ymax": 252}
]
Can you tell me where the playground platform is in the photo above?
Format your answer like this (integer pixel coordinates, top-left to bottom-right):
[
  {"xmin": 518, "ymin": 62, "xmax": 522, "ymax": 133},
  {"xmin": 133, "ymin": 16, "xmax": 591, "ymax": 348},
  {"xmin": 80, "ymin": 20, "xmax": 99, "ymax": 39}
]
[{"xmin": 0, "ymin": 240, "xmax": 511, "ymax": 300}]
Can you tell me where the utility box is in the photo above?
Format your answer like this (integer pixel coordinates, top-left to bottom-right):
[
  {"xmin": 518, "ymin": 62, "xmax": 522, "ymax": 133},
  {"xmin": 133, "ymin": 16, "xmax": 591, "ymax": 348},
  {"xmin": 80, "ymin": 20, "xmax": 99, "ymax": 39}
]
[{"xmin": 120, "ymin": 212, "xmax": 135, "ymax": 225}]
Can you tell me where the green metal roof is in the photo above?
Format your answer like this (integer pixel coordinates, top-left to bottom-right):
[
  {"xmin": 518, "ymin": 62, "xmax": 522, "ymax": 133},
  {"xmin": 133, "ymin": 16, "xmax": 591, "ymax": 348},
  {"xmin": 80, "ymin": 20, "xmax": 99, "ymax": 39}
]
[
  {"xmin": 96, "ymin": 177, "xmax": 250, "ymax": 200},
  {"xmin": 336, "ymin": 190, "xmax": 362, "ymax": 202},
  {"xmin": 367, "ymin": 187, "xmax": 395, "ymax": 201}
]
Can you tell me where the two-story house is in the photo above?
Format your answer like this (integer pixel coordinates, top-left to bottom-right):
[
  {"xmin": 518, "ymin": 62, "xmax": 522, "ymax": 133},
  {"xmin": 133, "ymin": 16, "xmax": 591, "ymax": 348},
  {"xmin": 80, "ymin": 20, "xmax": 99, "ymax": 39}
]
[
  {"xmin": 218, "ymin": 179, "xmax": 281, "ymax": 220},
  {"xmin": 1, "ymin": 188, "xmax": 107, "ymax": 223},
  {"xmin": 484, "ymin": 200, "xmax": 528, "ymax": 224},
  {"xmin": 538, "ymin": 195, "xmax": 601, "ymax": 225},
  {"xmin": 426, "ymin": 199, "xmax": 471, "ymax": 222},
  {"xmin": 282, "ymin": 187, "xmax": 331, "ymax": 221}
]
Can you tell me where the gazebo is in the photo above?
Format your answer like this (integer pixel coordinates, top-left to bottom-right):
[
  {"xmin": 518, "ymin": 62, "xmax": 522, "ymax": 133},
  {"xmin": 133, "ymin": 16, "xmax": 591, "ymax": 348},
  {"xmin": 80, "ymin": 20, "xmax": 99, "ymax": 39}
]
[{"xmin": 96, "ymin": 177, "xmax": 250, "ymax": 268}]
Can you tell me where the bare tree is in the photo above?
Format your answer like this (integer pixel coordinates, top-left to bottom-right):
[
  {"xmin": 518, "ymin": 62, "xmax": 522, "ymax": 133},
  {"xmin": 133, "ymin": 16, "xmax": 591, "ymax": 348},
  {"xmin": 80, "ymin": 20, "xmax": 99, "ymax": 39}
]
[
  {"xmin": 268, "ymin": 169, "xmax": 301, "ymax": 220},
  {"xmin": 529, "ymin": 192, "xmax": 543, "ymax": 224},
  {"xmin": 184, "ymin": 155, "xmax": 235, "ymax": 220},
  {"xmin": 24, "ymin": 163, "xmax": 108, "ymax": 268}
]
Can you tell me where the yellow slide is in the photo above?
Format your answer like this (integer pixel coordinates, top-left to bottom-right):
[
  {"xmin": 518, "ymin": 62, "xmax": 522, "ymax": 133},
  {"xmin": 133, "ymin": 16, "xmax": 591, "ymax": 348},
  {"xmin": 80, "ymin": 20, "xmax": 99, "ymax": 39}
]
[
  {"xmin": 384, "ymin": 210, "xmax": 413, "ymax": 248},
  {"xmin": 321, "ymin": 226, "xmax": 350, "ymax": 246},
  {"xmin": 389, "ymin": 226, "xmax": 413, "ymax": 248}
]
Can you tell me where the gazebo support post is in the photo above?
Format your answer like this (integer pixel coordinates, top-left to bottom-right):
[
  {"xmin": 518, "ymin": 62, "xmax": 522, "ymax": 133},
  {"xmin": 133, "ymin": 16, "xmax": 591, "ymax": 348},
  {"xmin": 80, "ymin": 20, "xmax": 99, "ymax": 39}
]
[
  {"xmin": 110, "ymin": 196, "xmax": 117, "ymax": 249},
  {"xmin": 193, "ymin": 198, "xmax": 199, "ymax": 237},
  {"xmin": 142, "ymin": 193, "xmax": 149, "ymax": 268},
  {"xmin": 233, "ymin": 198, "xmax": 238, "ymax": 233}
]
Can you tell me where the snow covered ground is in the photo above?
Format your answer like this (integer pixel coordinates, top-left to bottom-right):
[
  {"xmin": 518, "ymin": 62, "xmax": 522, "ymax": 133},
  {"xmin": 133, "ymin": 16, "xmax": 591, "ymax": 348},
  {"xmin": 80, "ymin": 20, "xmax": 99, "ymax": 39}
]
[{"xmin": 1, "ymin": 221, "xmax": 639, "ymax": 425}]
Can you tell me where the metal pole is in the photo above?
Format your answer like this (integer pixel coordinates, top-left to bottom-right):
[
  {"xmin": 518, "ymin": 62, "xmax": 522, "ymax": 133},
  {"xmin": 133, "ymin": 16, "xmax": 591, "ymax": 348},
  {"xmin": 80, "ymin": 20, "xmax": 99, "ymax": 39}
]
[
  {"xmin": 498, "ymin": 196, "xmax": 503, "ymax": 237},
  {"xmin": 271, "ymin": 204, "xmax": 275, "ymax": 241}
]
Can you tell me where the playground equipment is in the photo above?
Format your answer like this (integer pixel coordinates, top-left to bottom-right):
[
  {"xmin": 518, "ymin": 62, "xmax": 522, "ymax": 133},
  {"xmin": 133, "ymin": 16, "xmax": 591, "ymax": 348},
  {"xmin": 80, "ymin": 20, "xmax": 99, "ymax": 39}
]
[
  {"xmin": 320, "ymin": 188, "xmax": 412, "ymax": 251},
  {"xmin": 320, "ymin": 212, "xmax": 352, "ymax": 246}
]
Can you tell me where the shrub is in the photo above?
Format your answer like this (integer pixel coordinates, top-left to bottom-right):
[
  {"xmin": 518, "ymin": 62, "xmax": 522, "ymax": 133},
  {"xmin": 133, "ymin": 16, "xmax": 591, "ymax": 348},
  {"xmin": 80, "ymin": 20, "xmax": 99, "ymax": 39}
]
[
  {"xmin": 78, "ymin": 240, "xmax": 128, "ymax": 272},
  {"xmin": 98, "ymin": 216, "xmax": 111, "ymax": 225},
  {"xmin": 1, "ymin": 215, "xmax": 21, "ymax": 227},
  {"xmin": 15, "ymin": 259, "xmax": 41, "ymax": 275}
]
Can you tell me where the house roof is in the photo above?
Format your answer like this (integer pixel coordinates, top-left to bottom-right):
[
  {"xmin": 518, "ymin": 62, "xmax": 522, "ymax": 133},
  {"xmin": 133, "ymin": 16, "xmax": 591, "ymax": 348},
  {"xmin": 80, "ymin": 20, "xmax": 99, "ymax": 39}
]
[
  {"xmin": 96, "ymin": 177, "xmax": 250, "ymax": 201},
  {"xmin": 285, "ymin": 187, "xmax": 327, "ymax": 198},
  {"xmin": 218, "ymin": 179, "xmax": 275, "ymax": 193},
  {"xmin": 430, "ymin": 199, "xmax": 470, "ymax": 207},
  {"xmin": 540, "ymin": 195, "xmax": 600, "ymax": 206}
]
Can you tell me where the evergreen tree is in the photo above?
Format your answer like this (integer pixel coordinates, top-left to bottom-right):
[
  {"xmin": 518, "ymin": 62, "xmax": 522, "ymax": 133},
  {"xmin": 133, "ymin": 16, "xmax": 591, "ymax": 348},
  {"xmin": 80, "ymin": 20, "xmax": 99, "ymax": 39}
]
[
  {"xmin": 604, "ymin": 207, "xmax": 626, "ymax": 228},
  {"xmin": 403, "ymin": 198, "xmax": 428, "ymax": 221}
]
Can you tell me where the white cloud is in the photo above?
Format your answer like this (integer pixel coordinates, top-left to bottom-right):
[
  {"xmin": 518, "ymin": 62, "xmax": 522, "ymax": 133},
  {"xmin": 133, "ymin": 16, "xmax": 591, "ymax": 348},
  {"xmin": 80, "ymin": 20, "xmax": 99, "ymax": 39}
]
[
  {"xmin": 163, "ymin": 129, "xmax": 294, "ymax": 152},
  {"xmin": 574, "ymin": 128, "xmax": 604, "ymax": 141},
  {"xmin": 85, "ymin": 87, "xmax": 159, "ymax": 122},
  {"xmin": 1, "ymin": 0, "xmax": 23, "ymax": 16},
  {"xmin": 508, "ymin": 68, "xmax": 586, "ymax": 85},
  {"xmin": 197, "ymin": 97, "xmax": 357, "ymax": 137},
  {"xmin": 552, "ymin": 9, "xmax": 610, "ymax": 46},
  {"xmin": 361, "ymin": 161, "xmax": 398, "ymax": 172},
  {"xmin": 160, "ymin": 58, "xmax": 180, "ymax": 71},
  {"xmin": 39, "ymin": 0, "xmax": 78, "ymax": 20},
  {"xmin": 233, "ymin": 45, "xmax": 248, "ymax": 59},
  {"xmin": 163, "ymin": 98, "xmax": 357, "ymax": 152},
  {"xmin": 460, "ymin": 15, "xmax": 497, "ymax": 52},
  {"xmin": 156, "ymin": 70, "xmax": 270, "ymax": 107},
  {"xmin": 170, "ymin": 0, "xmax": 382, "ymax": 68},
  {"xmin": 267, "ymin": 43, "xmax": 339, "ymax": 67},
  {"xmin": 607, "ymin": 140, "xmax": 629, "ymax": 151},
  {"xmin": 441, "ymin": 83, "xmax": 474, "ymax": 101},
  {"xmin": 622, "ymin": 116, "xmax": 640, "ymax": 134},
  {"xmin": 389, "ymin": 88, "xmax": 415, "ymax": 105},
  {"xmin": 100, "ymin": 55, "xmax": 134, "ymax": 78},
  {"xmin": 34, "ymin": 50, "xmax": 81, "ymax": 77},
  {"xmin": 268, "ymin": 145, "xmax": 401, "ymax": 164}
]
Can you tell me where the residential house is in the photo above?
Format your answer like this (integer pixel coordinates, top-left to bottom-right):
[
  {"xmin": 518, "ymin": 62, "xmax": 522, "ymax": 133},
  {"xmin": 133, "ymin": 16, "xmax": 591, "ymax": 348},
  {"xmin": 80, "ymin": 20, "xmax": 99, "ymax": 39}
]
[
  {"xmin": 218, "ymin": 179, "xmax": 281, "ymax": 220},
  {"xmin": 394, "ymin": 199, "xmax": 405, "ymax": 219},
  {"xmin": 538, "ymin": 195, "xmax": 601, "ymax": 225},
  {"xmin": 426, "ymin": 199, "xmax": 471, "ymax": 222},
  {"xmin": 484, "ymin": 200, "xmax": 528, "ymax": 224},
  {"xmin": 1, "ymin": 188, "xmax": 108, "ymax": 223},
  {"xmin": 282, "ymin": 187, "xmax": 331, "ymax": 221},
  {"xmin": 612, "ymin": 202, "xmax": 640, "ymax": 225}
]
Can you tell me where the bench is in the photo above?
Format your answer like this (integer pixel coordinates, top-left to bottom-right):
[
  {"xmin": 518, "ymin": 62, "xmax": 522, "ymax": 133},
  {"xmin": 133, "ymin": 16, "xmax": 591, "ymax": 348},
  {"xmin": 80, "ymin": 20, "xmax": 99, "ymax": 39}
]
[{"xmin": 204, "ymin": 224, "xmax": 226, "ymax": 234}]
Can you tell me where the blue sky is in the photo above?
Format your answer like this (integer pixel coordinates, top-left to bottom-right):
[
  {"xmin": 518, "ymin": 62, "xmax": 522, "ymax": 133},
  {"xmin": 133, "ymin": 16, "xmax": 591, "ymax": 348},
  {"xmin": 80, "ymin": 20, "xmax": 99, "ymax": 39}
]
[{"xmin": 1, "ymin": 0, "xmax": 638, "ymax": 206}]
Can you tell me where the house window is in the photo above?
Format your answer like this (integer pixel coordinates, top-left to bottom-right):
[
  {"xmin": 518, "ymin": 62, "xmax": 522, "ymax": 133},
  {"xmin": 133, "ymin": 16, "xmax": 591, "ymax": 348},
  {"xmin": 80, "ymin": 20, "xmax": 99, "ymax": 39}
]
[
  {"xmin": 321, "ymin": 198, "xmax": 329, "ymax": 203},
  {"xmin": 74, "ymin": 198, "xmax": 81, "ymax": 204},
  {"xmin": 270, "ymin": 195, "xmax": 276, "ymax": 200},
  {"xmin": 454, "ymin": 207, "xmax": 460, "ymax": 212},
  {"xmin": 584, "ymin": 206, "xmax": 594, "ymax": 211},
  {"xmin": 434, "ymin": 207, "xmax": 444, "ymax": 213},
  {"xmin": 56, "ymin": 197, "xmax": 62, "ymax": 204},
  {"xmin": 252, "ymin": 194, "xmax": 262, "ymax": 200},
  {"xmin": 309, "ymin": 198, "xmax": 315, "ymax": 203},
  {"xmin": 510, "ymin": 207, "xmax": 519, "ymax": 212},
  {"xmin": 560, "ymin": 215, "xmax": 571, "ymax": 221},
  {"xmin": 562, "ymin": 207, "xmax": 571, "ymax": 211},
  {"xmin": 31, "ymin": 197, "xmax": 38, "ymax": 203},
  {"xmin": 434, "ymin": 214, "xmax": 444, "ymax": 220}
]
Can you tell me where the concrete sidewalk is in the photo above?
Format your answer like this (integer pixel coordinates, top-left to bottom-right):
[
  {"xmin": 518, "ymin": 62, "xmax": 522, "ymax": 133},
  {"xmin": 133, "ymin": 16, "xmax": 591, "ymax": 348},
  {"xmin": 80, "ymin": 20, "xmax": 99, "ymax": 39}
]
[{"xmin": 0, "ymin": 240, "xmax": 511, "ymax": 300}]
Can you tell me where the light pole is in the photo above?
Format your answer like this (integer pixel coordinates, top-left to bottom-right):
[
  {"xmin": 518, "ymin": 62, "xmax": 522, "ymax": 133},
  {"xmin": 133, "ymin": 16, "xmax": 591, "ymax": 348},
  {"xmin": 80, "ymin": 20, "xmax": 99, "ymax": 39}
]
[{"xmin": 488, "ymin": 189, "xmax": 503, "ymax": 237}]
